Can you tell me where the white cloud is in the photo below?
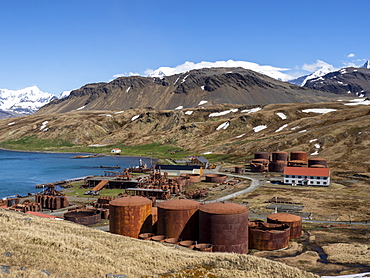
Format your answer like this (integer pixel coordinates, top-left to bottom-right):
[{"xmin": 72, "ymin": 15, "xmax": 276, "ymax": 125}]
[
  {"xmin": 145, "ymin": 60, "xmax": 294, "ymax": 81},
  {"xmin": 302, "ymin": 60, "xmax": 334, "ymax": 72},
  {"xmin": 112, "ymin": 72, "xmax": 141, "ymax": 80},
  {"xmin": 347, "ymin": 53, "xmax": 355, "ymax": 58}
]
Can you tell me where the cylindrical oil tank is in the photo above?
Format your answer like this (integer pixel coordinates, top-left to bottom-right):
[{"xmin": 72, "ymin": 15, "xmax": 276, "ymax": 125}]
[
  {"xmin": 64, "ymin": 209, "xmax": 101, "ymax": 225},
  {"xmin": 205, "ymin": 174, "xmax": 227, "ymax": 183},
  {"xmin": 267, "ymin": 213, "xmax": 302, "ymax": 239},
  {"xmin": 251, "ymin": 163, "xmax": 267, "ymax": 173},
  {"xmin": 235, "ymin": 166, "xmax": 244, "ymax": 174},
  {"xmin": 290, "ymin": 151, "xmax": 308, "ymax": 162},
  {"xmin": 109, "ymin": 196, "xmax": 152, "ymax": 238},
  {"xmin": 249, "ymin": 222, "xmax": 290, "ymax": 250},
  {"xmin": 194, "ymin": 243, "xmax": 214, "ymax": 252},
  {"xmin": 271, "ymin": 151, "xmax": 289, "ymax": 162},
  {"xmin": 254, "ymin": 152, "xmax": 270, "ymax": 160},
  {"xmin": 252, "ymin": 159, "xmax": 269, "ymax": 165},
  {"xmin": 180, "ymin": 174, "xmax": 201, "ymax": 183},
  {"xmin": 308, "ymin": 158, "xmax": 327, "ymax": 167},
  {"xmin": 288, "ymin": 160, "xmax": 307, "ymax": 167},
  {"xmin": 157, "ymin": 199, "xmax": 200, "ymax": 240},
  {"xmin": 268, "ymin": 161, "xmax": 288, "ymax": 172},
  {"xmin": 6, "ymin": 197, "xmax": 20, "ymax": 207},
  {"xmin": 199, "ymin": 202, "xmax": 249, "ymax": 254}
]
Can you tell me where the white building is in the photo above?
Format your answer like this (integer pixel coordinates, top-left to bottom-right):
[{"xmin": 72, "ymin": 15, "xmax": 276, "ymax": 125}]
[{"xmin": 283, "ymin": 167, "xmax": 330, "ymax": 186}]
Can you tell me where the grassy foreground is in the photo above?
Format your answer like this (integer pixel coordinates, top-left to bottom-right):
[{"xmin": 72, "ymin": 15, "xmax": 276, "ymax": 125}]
[{"xmin": 0, "ymin": 209, "xmax": 319, "ymax": 278}]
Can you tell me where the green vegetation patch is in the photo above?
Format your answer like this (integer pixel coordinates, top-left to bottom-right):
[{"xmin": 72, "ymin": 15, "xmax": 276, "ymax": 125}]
[{"xmin": 0, "ymin": 135, "xmax": 76, "ymax": 151}]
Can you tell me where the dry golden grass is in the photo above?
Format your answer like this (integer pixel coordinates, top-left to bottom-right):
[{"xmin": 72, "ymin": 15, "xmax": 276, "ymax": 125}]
[
  {"xmin": 323, "ymin": 243, "xmax": 370, "ymax": 265},
  {"xmin": 0, "ymin": 208, "xmax": 319, "ymax": 278}
]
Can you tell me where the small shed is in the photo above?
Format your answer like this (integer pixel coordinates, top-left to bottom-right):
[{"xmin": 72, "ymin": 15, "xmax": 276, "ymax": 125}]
[
  {"xmin": 111, "ymin": 148, "xmax": 121, "ymax": 154},
  {"xmin": 155, "ymin": 164, "xmax": 203, "ymax": 176},
  {"xmin": 187, "ymin": 156, "xmax": 209, "ymax": 168}
]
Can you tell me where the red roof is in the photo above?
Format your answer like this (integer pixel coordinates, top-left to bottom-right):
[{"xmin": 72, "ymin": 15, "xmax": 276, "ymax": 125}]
[
  {"xmin": 25, "ymin": 211, "xmax": 64, "ymax": 219},
  {"xmin": 284, "ymin": 167, "xmax": 330, "ymax": 177}
]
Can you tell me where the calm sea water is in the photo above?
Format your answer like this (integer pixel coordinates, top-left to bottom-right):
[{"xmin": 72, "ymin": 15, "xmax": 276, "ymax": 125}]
[{"xmin": 0, "ymin": 149, "xmax": 152, "ymax": 198}]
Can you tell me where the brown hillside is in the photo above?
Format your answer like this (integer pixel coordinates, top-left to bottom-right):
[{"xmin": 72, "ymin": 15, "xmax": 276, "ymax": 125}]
[{"xmin": 37, "ymin": 67, "xmax": 338, "ymax": 114}]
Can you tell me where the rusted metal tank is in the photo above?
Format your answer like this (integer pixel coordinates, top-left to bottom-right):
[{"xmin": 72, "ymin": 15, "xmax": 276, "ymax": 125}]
[
  {"xmin": 252, "ymin": 159, "xmax": 269, "ymax": 165},
  {"xmin": 152, "ymin": 206, "xmax": 158, "ymax": 234},
  {"xmin": 271, "ymin": 151, "xmax": 289, "ymax": 162},
  {"xmin": 164, "ymin": 237, "xmax": 182, "ymax": 244},
  {"xmin": 138, "ymin": 233, "xmax": 154, "ymax": 240},
  {"xmin": 64, "ymin": 208, "xmax": 101, "ymax": 225},
  {"xmin": 157, "ymin": 199, "xmax": 200, "ymax": 240},
  {"xmin": 193, "ymin": 243, "xmax": 213, "ymax": 252},
  {"xmin": 151, "ymin": 235, "xmax": 167, "ymax": 242},
  {"xmin": 179, "ymin": 240, "xmax": 197, "ymax": 249},
  {"xmin": 290, "ymin": 151, "xmax": 308, "ymax": 162},
  {"xmin": 205, "ymin": 174, "xmax": 227, "ymax": 183},
  {"xmin": 180, "ymin": 174, "xmax": 201, "ymax": 183},
  {"xmin": 267, "ymin": 213, "xmax": 302, "ymax": 239},
  {"xmin": 268, "ymin": 160, "xmax": 288, "ymax": 172},
  {"xmin": 199, "ymin": 202, "xmax": 249, "ymax": 254},
  {"xmin": 308, "ymin": 158, "xmax": 327, "ymax": 167},
  {"xmin": 248, "ymin": 222, "xmax": 290, "ymax": 250},
  {"xmin": 109, "ymin": 196, "xmax": 152, "ymax": 238},
  {"xmin": 251, "ymin": 162, "xmax": 267, "ymax": 173},
  {"xmin": 288, "ymin": 160, "xmax": 308, "ymax": 167},
  {"xmin": 235, "ymin": 166, "xmax": 244, "ymax": 174},
  {"xmin": 6, "ymin": 198, "xmax": 20, "ymax": 207},
  {"xmin": 254, "ymin": 152, "xmax": 270, "ymax": 160}
]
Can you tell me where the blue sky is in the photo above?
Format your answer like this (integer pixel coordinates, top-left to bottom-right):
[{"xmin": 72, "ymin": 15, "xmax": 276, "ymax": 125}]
[{"xmin": 1, "ymin": 0, "xmax": 369, "ymax": 95}]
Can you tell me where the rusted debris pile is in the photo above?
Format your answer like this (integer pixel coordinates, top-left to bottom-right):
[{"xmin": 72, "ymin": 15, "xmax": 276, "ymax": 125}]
[
  {"xmin": 126, "ymin": 171, "xmax": 186, "ymax": 200},
  {"xmin": 35, "ymin": 185, "xmax": 68, "ymax": 210},
  {"xmin": 64, "ymin": 208, "xmax": 101, "ymax": 225},
  {"xmin": 184, "ymin": 188, "xmax": 208, "ymax": 199},
  {"xmin": 8, "ymin": 199, "xmax": 42, "ymax": 213},
  {"xmin": 92, "ymin": 196, "xmax": 117, "ymax": 209}
]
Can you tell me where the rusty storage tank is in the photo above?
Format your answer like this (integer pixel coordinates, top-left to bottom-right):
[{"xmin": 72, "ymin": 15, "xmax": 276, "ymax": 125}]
[
  {"xmin": 254, "ymin": 152, "xmax": 270, "ymax": 160},
  {"xmin": 267, "ymin": 213, "xmax": 302, "ymax": 239},
  {"xmin": 308, "ymin": 158, "xmax": 327, "ymax": 168},
  {"xmin": 205, "ymin": 174, "xmax": 227, "ymax": 183},
  {"xmin": 180, "ymin": 174, "xmax": 201, "ymax": 183},
  {"xmin": 268, "ymin": 161, "xmax": 288, "ymax": 172},
  {"xmin": 290, "ymin": 151, "xmax": 308, "ymax": 162},
  {"xmin": 64, "ymin": 208, "xmax": 101, "ymax": 225},
  {"xmin": 199, "ymin": 202, "xmax": 249, "ymax": 254},
  {"xmin": 109, "ymin": 196, "xmax": 152, "ymax": 238},
  {"xmin": 6, "ymin": 197, "xmax": 20, "ymax": 207},
  {"xmin": 157, "ymin": 199, "xmax": 200, "ymax": 240},
  {"xmin": 288, "ymin": 160, "xmax": 307, "ymax": 167},
  {"xmin": 271, "ymin": 151, "xmax": 289, "ymax": 162},
  {"xmin": 235, "ymin": 166, "xmax": 244, "ymax": 174},
  {"xmin": 248, "ymin": 222, "xmax": 290, "ymax": 250}
]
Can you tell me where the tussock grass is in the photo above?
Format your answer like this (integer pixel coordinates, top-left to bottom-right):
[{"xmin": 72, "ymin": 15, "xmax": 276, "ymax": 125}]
[
  {"xmin": 0, "ymin": 209, "xmax": 318, "ymax": 278},
  {"xmin": 323, "ymin": 243, "xmax": 370, "ymax": 265}
]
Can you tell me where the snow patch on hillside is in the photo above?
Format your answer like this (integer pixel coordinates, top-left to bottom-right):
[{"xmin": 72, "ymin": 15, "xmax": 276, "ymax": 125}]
[
  {"xmin": 198, "ymin": 100, "xmax": 208, "ymax": 106},
  {"xmin": 131, "ymin": 115, "xmax": 140, "ymax": 121},
  {"xmin": 302, "ymin": 108, "xmax": 337, "ymax": 114},
  {"xmin": 253, "ymin": 125, "xmax": 267, "ymax": 132},
  {"xmin": 209, "ymin": 109, "xmax": 238, "ymax": 117},
  {"xmin": 275, "ymin": 124, "xmax": 288, "ymax": 132},
  {"xmin": 185, "ymin": 111, "xmax": 193, "ymax": 115},
  {"xmin": 241, "ymin": 107, "xmax": 261, "ymax": 113},
  {"xmin": 216, "ymin": 121, "xmax": 230, "ymax": 130},
  {"xmin": 276, "ymin": 112, "xmax": 287, "ymax": 120}
]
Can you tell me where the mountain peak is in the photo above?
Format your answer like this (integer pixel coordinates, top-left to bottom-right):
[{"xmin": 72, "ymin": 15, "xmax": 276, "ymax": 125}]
[{"xmin": 362, "ymin": 60, "xmax": 370, "ymax": 69}]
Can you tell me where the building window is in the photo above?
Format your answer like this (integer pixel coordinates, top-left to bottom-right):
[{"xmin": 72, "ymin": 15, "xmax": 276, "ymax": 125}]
[
  {"xmin": 324, "ymin": 177, "xmax": 328, "ymax": 180},
  {"xmin": 292, "ymin": 175, "xmax": 295, "ymax": 178},
  {"xmin": 323, "ymin": 182, "xmax": 327, "ymax": 185},
  {"xmin": 317, "ymin": 181, "xmax": 320, "ymax": 185}
]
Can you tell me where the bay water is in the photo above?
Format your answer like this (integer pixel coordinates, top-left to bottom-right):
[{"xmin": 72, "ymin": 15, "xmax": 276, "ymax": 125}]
[{"xmin": 0, "ymin": 149, "xmax": 152, "ymax": 198}]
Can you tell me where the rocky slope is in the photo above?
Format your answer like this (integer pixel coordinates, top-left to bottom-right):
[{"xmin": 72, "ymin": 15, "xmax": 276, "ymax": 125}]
[
  {"xmin": 2, "ymin": 98, "xmax": 370, "ymax": 174},
  {"xmin": 304, "ymin": 67, "xmax": 370, "ymax": 97},
  {"xmin": 37, "ymin": 67, "xmax": 338, "ymax": 114}
]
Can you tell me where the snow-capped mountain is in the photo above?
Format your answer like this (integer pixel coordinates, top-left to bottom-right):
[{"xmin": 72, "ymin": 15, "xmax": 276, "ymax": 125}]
[
  {"xmin": 289, "ymin": 64, "xmax": 337, "ymax": 86},
  {"xmin": 146, "ymin": 60, "xmax": 293, "ymax": 81},
  {"xmin": 362, "ymin": 60, "xmax": 370, "ymax": 69},
  {"xmin": 0, "ymin": 86, "xmax": 56, "ymax": 115}
]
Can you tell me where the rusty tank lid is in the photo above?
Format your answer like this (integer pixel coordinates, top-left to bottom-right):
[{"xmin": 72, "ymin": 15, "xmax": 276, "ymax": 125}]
[
  {"xmin": 267, "ymin": 212, "xmax": 301, "ymax": 222},
  {"xmin": 109, "ymin": 196, "xmax": 152, "ymax": 207},
  {"xmin": 157, "ymin": 199, "xmax": 201, "ymax": 210},
  {"xmin": 200, "ymin": 202, "xmax": 248, "ymax": 215}
]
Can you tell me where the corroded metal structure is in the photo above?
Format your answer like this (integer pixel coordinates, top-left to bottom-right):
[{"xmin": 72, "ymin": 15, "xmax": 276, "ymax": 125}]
[
  {"xmin": 267, "ymin": 213, "xmax": 302, "ymax": 239},
  {"xmin": 205, "ymin": 174, "xmax": 227, "ymax": 183},
  {"xmin": 157, "ymin": 199, "xmax": 200, "ymax": 240},
  {"xmin": 35, "ymin": 185, "xmax": 68, "ymax": 210},
  {"xmin": 199, "ymin": 202, "xmax": 249, "ymax": 254},
  {"xmin": 235, "ymin": 166, "xmax": 244, "ymax": 174},
  {"xmin": 268, "ymin": 160, "xmax": 288, "ymax": 172},
  {"xmin": 248, "ymin": 222, "xmax": 290, "ymax": 250},
  {"xmin": 64, "ymin": 208, "xmax": 101, "ymax": 225},
  {"xmin": 271, "ymin": 151, "xmax": 289, "ymax": 162},
  {"xmin": 290, "ymin": 151, "xmax": 308, "ymax": 162},
  {"xmin": 109, "ymin": 196, "xmax": 152, "ymax": 238},
  {"xmin": 180, "ymin": 174, "xmax": 201, "ymax": 183},
  {"xmin": 308, "ymin": 158, "xmax": 328, "ymax": 168},
  {"xmin": 254, "ymin": 152, "xmax": 270, "ymax": 160}
]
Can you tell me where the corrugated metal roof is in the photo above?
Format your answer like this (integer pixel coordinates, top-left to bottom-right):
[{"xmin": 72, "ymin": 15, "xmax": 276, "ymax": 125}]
[{"xmin": 284, "ymin": 167, "xmax": 330, "ymax": 177}]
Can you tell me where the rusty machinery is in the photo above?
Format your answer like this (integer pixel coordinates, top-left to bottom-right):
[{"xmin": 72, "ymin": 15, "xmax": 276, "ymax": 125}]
[{"xmin": 35, "ymin": 185, "xmax": 68, "ymax": 210}]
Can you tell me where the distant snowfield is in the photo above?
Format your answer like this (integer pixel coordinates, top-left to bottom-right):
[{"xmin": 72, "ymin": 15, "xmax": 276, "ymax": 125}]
[
  {"xmin": 131, "ymin": 115, "xmax": 140, "ymax": 121},
  {"xmin": 184, "ymin": 111, "xmax": 193, "ymax": 115},
  {"xmin": 198, "ymin": 100, "xmax": 208, "ymax": 106},
  {"xmin": 276, "ymin": 112, "xmax": 287, "ymax": 120},
  {"xmin": 275, "ymin": 124, "xmax": 288, "ymax": 132},
  {"xmin": 7, "ymin": 122, "xmax": 15, "ymax": 126},
  {"xmin": 253, "ymin": 125, "xmax": 267, "ymax": 132},
  {"xmin": 203, "ymin": 151, "xmax": 212, "ymax": 155},
  {"xmin": 216, "ymin": 121, "xmax": 230, "ymax": 130},
  {"xmin": 209, "ymin": 109, "xmax": 238, "ymax": 117},
  {"xmin": 235, "ymin": 133, "xmax": 245, "ymax": 138},
  {"xmin": 322, "ymin": 272, "xmax": 370, "ymax": 278},
  {"xmin": 241, "ymin": 107, "xmax": 261, "ymax": 113},
  {"xmin": 88, "ymin": 144, "xmax": 108, "ymax": 147},
  {"xmin": 344, "ymin": 98, "xmax": 370, "ymax": 106},
  {"xmin": 175, "ymin": 106, "xmax": 183, "ymax": 110},
  {"xmin": 40, "ymin": 121, "xmax": 48, "ymax": 131},
  {"xmin": 114, "ymin": 111, "xmax": 125, "ymax": 114},
  {"xmin": 76, "ymin": 106, "xmax": 85, "ymax": 111},
  {"xmin": 302, "ymin": 108, "xmax": 337, "ymax": 114}
]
